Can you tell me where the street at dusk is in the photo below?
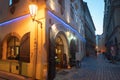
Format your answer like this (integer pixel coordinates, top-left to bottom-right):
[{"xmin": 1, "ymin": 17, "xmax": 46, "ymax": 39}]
[
  {"xmin": 0, "ymin": 0, "xmax": 120, "ymax": 80},
  {"xmin": 1, "ymin": 54, "xmax": 120, "ymax": 80},
  {"xmin": 54, "ymin": 54, "xmax": 120, "ymax": 80}
]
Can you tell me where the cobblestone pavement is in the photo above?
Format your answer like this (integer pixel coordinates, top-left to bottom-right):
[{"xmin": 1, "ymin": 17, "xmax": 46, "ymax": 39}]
[
  {"xmin": 0, "ymin": 71, "xmax": 32, "ymax": 80},
  {"xmin": 54, "ymin": 54, "xmax": 120, "ymax": 80}
]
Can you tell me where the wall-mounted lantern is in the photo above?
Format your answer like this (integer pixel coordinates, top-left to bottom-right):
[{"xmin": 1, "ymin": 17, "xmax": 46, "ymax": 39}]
[{"xmin": 29, "ymin": 4, "xmax": 42, "ymax": 28}]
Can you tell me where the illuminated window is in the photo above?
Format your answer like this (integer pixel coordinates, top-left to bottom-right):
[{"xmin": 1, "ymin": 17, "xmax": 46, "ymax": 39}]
[
  {"xmin": 7, "ymin": 36, "xmax": 20, "ymax": 60},
  {"xmin": 9, "ymin": 0, "xmax": 13, "ymax": 6}
]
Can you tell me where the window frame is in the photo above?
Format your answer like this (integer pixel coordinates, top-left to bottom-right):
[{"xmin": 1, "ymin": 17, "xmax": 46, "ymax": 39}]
[
  {"xmin": 9, "ymin": 0, "xmax": 13, "ymax": 6},
  {"xmin": 7, "ymin": 36, "xmax": 20, "ymax": 60}
]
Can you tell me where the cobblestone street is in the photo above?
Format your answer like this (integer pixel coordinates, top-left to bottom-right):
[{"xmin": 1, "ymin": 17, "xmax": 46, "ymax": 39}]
[{"xmin": 54, "ymin": 54, "xmax": 120, "ymax": 80}]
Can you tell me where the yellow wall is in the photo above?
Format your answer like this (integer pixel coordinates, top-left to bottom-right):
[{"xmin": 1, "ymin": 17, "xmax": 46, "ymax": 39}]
[
  {"xmin": 0, "ymin": 60, "xmax": 10, "ymax": 72},
  {"xmin": 0, "ymin": 3, "xmax": 47, "ymax": 79}
]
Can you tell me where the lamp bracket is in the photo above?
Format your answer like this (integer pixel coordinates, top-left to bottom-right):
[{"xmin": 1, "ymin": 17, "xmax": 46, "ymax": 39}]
[{"xmin": 32, "ymin": 18, "xmax": 42, "ymax": 28}]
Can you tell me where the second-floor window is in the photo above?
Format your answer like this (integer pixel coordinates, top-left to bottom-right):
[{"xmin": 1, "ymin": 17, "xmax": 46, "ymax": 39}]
[
  {"xmin": 9, "ymin": 0, "xmax": 19, "ymax": 6},
  {"xmin": 9, "ymin": 0, "xmax": 13, "ymax": 6}
]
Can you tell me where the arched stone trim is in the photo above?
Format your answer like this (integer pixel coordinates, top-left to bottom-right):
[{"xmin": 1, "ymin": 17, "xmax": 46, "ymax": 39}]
[
  {"xmin": 2, "ymin": 32, "xmax": 21, "ymax": 42},
  {"xmin": 48, "ymin": 23, "xmax": 70, "ymax": 80},
  {"xmin": 1, "ymin": 32, "xmax": 21, "ymax": 60},
  {"xmin": 55, "ymin": 31, "xmax": 70, "ymax": 67},
  {"xmin": 50, "ymin": 23, "xmax": 70, "ymax": 66}
]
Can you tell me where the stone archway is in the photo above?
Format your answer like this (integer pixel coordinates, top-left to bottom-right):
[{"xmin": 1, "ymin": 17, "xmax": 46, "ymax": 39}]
[
  {"xmin": 48, "ymin": 24, "xmax": 69, "ymax": 80},
  {"xmin": 55, "ymin": 32, "xmax": 69, "ymax": 71}
]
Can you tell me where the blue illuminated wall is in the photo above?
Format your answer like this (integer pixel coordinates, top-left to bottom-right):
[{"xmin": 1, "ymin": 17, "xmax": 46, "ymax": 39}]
[
  {"xmin": 0, "ymin": 14, "xmax": 29, "ymax": 26},
  {"xmin": 48, "ymin": 11, "xmax": 86, "ymax": 43}
]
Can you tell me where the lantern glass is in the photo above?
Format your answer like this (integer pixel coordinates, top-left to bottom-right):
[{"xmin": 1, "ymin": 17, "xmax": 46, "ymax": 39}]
[{"xmin": 29, "ymin": 4, "xmax": 38, "ymax": 19}]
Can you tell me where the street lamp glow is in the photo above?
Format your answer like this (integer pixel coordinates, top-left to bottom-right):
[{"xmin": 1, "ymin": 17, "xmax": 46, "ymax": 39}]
[
  {"xmin": 29, "ymin": 4, "xmax": 42, "ymax": 27},
  {"xmin": 73, "ymin": 36, "xmax": 76, "ymax": 40},
  {"xmin": 29, "ymin": 4, "xmax": 38, "ymax": 19}
]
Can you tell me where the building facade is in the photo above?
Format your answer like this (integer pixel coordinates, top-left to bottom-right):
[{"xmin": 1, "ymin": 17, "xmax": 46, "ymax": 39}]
[
  {"xmin": 96, "ymin": 34, "xmax": 106, "ymax": 54},
  {"xmin": 0, "ymin": 0, "xmax": 86, "ymax": 80},
  {"xmin": 83, "ymin": 2, "xmax": 96, "ymax": 57},
  {"xmin": 103, "ymin": 0, "xmax": 120, "ymax": 60}
]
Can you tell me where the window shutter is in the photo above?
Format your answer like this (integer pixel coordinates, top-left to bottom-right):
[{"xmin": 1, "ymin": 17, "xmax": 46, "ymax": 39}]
[{"xmin": 19, "ymin": 32, "xmax": 30, "ymax": 63}]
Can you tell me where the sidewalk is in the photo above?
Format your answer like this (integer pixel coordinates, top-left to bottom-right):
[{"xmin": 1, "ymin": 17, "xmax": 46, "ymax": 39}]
[
  {"xmin": 0, "ymin": 71, "xmax": 32, "ymax": 80},
  {"xmin": 54, "ymin": 54, "xmax": 120, "ymax": 80}
]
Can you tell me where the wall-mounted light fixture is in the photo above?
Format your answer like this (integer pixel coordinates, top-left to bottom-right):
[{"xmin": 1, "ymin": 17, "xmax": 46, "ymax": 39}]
[
  {"xmin": 29, "ymin": 4, "xmax": 42, "ymax": 28},
  {"xmin": 66, "ymin": 28, "xmax": 71, "ymax": 37}
]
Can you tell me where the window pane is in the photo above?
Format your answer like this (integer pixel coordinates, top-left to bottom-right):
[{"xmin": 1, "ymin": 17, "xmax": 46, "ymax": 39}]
[
  {"xmin": 7, "ymin": 36, "xmax": 20, "ymax": 60},
  {"xmin": 9, "ymin": 0, "xmax": 12, "ymax": 6}
]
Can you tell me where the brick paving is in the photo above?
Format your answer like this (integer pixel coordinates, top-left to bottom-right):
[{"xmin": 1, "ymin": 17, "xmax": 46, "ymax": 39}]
[
  {"xmin": 0, "ymin": 71, "xmax": 32, "ymax": 80},
  {"xmin": 54, "ymin": 54, "xmax": 120, "ymax": 80}
]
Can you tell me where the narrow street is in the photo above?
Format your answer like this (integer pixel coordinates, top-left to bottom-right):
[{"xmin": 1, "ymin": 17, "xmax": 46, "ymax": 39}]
[{"xmin": 54, "ymin": 54, "xmax": 120, "ymax": 80}]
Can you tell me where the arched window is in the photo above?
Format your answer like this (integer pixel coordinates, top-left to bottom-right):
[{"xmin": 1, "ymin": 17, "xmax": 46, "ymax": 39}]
[{"xmin": 7, "ymin": 36, "xmax": 20, "ymax": 60}]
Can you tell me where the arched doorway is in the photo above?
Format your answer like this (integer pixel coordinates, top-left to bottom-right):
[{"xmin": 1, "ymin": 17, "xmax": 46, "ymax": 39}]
[
  {"xmin": 55, "ymin": 36, "xmax": 67, "ymax": 71},
  {"xmin": 48, "ymin": 24, "xmax": 69, "ymax": 80},
  {"xmin": 55, "ymin": 31, "xmax": 69, "ymax": 70}
]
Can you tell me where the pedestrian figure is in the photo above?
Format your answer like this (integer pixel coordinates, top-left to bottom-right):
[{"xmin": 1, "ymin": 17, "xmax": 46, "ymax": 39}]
[
  {"xmin": 75, "ymin": 52, "xmax": 81, "ymax": 68},
  {"xmin": 76, "ymin": 60, "xmax": 81, "ymax": 68},
  {"xmin": 110, "ymin": 46, "xmax": 116, "ymax": 63},
  {"xmin": 63, "ymin": 53, "xmax": 67, "ymax": 68}
]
